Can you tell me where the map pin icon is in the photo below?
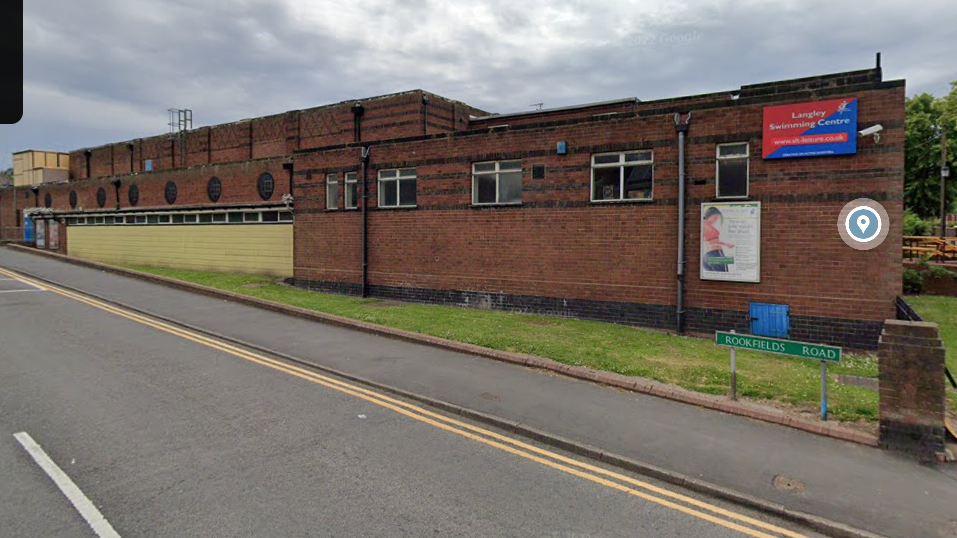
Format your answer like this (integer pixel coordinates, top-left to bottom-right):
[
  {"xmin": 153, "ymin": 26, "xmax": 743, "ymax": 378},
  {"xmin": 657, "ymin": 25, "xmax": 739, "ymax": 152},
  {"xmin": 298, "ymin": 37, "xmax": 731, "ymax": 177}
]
[{"xmin": 857, "ymin": 215, "xmax": 869, "ymax": 233}]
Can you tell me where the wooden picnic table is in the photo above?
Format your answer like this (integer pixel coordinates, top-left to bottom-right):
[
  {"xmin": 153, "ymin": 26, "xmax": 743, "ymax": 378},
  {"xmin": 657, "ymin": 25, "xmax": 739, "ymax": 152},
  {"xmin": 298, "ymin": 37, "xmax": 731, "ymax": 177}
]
[{"xmin": 902, "ymin": 236, "xmax": 957, "ymax": 260}]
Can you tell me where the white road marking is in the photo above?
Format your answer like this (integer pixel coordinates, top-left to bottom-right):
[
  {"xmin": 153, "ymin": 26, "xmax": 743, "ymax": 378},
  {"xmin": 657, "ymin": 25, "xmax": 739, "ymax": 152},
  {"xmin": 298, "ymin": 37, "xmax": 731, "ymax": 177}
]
[
  {"xmin": 0, "ymin": 289, "xmax": 45, "ymax": 294},
  {"xmin": 13, "ymin": 432, "xmax": 122, "ymax": 538}
]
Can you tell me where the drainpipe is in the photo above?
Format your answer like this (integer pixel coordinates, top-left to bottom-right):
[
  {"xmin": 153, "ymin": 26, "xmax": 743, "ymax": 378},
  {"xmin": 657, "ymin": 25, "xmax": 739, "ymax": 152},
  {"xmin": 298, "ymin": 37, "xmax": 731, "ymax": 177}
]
[
  {"xmin": 422, "ymin": 94, "xmax": 429, "ymax": 135},
  {"xmin": 351, "ymin": 102, "xmax": 365, "ymax": 143},
  {"xmin": 674, "ymin": 112, "xmax": 691, "ymax": 334},
  {"xmin": 112, "ymin": 179, "xmax": 122, "ymax": 209},
  {"xmin": 360, "ymin": 146, "xmax": 371, "ymax": 297}
]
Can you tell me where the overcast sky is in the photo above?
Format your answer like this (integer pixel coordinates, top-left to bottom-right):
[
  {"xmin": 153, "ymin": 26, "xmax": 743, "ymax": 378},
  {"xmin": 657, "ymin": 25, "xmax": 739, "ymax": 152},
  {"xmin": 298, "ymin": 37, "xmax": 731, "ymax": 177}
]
[{"xmin": 2, "ymin": 0, "xmax": 955, "ymax": 170}]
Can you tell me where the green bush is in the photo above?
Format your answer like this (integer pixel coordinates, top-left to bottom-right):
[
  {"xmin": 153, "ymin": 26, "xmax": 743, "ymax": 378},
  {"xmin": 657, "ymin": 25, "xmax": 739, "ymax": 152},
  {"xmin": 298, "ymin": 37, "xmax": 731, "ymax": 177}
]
[
  {"xmin": 903, "ymin": 269, "xmax": 925, "ymax": 294},
  {"xmin": 903, "ymin": 210, "xmax": 934, "ymax": 236},
  {"xmin": 927, "ymin": 265, "xmax": 957, "ymax": 281}
]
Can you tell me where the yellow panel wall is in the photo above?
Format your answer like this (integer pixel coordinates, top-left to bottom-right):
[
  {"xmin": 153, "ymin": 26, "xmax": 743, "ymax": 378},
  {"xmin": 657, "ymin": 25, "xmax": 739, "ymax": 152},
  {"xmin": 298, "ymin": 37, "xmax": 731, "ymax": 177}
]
[{"xmin": 67, "ymin": 224, "xmax": 293, "ymax": 277}]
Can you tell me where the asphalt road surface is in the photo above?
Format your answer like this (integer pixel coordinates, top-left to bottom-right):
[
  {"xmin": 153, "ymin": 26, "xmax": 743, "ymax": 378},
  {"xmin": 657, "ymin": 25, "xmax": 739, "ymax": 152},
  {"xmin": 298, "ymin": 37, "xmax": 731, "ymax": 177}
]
[{"xmin": 0, "ymin": 263, "xmax": 835, "ymax": 538}]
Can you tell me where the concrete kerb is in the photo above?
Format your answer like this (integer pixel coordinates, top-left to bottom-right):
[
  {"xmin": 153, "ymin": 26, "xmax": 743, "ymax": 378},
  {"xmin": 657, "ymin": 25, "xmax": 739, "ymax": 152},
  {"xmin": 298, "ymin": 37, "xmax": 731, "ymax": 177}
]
[
  {"xmin": 3, "ymin": 246, "xmax": 888, "ymax": 538},
  {"xmin": 5, "ymin": 245, "xmax": 879, "ymax": 449}
]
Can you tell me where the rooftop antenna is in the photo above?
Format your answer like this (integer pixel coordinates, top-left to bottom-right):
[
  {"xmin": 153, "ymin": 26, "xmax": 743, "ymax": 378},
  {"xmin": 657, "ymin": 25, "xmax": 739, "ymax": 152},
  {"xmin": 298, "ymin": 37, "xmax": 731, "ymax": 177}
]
[
  {"xmin": 168, "ymin": 108, "xmax": 193, "ymax": 167},
  {"xmin": 529, "ymin": 102, "xmax": 544, "ymax": 111}
]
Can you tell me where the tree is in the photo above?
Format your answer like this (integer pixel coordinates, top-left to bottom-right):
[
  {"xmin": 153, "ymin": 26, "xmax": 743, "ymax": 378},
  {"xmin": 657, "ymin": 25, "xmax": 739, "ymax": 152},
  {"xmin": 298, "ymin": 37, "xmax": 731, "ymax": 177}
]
[{"xmin": 904, "ymin": 81, "xmax": 957, "ymax": 220}]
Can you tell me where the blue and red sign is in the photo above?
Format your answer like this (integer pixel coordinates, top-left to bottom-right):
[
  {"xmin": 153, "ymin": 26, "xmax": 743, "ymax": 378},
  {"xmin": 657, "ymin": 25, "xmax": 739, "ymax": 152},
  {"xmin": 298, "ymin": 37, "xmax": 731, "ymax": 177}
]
[{"xmin": 762, "ymin": 98, "xmax": 857, "ymax": 159}]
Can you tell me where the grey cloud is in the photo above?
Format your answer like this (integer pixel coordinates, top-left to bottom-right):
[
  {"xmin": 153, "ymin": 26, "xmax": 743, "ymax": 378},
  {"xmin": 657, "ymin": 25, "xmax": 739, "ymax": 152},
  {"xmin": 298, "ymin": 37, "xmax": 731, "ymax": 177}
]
[{"xmin": 2, "ymin": 0, "xmax": 955, "ymax": 169}]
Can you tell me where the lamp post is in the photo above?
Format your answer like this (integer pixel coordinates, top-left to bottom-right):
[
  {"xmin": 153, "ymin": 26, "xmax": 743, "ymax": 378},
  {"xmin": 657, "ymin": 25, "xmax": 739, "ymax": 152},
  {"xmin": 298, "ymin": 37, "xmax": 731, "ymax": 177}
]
[{"xmin": 943, "ymin": 164, "xmax": 951, "ymax": 237}]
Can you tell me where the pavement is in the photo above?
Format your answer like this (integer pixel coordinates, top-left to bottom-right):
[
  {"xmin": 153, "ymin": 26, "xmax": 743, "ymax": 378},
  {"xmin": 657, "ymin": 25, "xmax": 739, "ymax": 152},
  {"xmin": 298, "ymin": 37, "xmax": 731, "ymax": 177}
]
[{"xmin": 1, "ymin": 246, "xmax": 956, "ymax": 538}]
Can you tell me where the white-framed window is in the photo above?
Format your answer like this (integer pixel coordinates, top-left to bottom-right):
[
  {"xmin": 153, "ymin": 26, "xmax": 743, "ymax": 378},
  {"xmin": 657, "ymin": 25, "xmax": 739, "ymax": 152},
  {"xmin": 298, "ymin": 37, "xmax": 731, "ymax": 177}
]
[
  {"xmin": 378, "ymin": 168, "xmax": 416, "ymax": 208},
  {"xmin": 591, "ymin": 150, "xmax": 654, "ymax": 202},
  {"xmin": 716, "ymin": 143, "xmax": 749, "ymax": 199},
  {"xmin": 472, "ymin": 160, "xmax": 522, "ymax": 205},
  {"xmin": 326, "ymin": 173, "xmax": 339, "ymax": 210},
  {"xmin": 345, "ymin": 172, "xmax": 358, "ymax": 209}
]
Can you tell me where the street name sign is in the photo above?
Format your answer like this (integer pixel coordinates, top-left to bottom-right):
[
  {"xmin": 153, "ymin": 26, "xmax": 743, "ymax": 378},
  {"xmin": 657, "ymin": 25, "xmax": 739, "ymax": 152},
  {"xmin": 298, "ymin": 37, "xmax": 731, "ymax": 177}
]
[{"xmin": 715, "ymin": 331, "xmax": 841, "ymax": 362}]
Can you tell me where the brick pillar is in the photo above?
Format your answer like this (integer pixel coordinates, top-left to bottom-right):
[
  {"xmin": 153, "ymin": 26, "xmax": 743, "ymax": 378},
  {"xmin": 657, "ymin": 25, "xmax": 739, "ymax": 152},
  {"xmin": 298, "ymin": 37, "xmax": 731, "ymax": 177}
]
[
  {"xmin": 878, "ymin": 320, "xmax": 947, "ymax": 462},
  {"xmin": 284, "ymin": 111, "xmax": 301, "ymax": 154}
]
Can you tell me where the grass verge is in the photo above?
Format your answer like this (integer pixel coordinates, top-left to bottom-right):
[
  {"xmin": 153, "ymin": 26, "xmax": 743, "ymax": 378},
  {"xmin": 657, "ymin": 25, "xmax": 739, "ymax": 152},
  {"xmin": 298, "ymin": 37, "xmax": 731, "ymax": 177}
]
[
  {"xmin": 905, "ymin": 295, "xmax": 957, "ymax": 416},
  {"xmin": 125, "ymin": 265, "xmax": 881, "ymax": 423}
]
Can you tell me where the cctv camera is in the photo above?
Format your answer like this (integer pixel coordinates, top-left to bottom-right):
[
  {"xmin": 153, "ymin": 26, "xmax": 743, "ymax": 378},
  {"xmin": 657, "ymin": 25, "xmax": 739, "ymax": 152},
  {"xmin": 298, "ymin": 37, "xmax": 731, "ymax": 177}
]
[{"xmin": 858, "ymin": 124, "xmax": 883, "ymax": 137}]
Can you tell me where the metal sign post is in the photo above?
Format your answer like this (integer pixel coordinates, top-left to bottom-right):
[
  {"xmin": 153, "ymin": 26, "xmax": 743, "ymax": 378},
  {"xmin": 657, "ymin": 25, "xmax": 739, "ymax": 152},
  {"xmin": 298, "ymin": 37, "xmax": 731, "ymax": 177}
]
[
  {"xmin": 820, "ymin": 360, "xmax": 828, "ymax": 421},
  {"xmin": 715, "ymin": 331, "xmax": 841, "ymax": 421},
  {"xmin": 729, "ymin": 330, "xmax": 737, "ymax": 401}
]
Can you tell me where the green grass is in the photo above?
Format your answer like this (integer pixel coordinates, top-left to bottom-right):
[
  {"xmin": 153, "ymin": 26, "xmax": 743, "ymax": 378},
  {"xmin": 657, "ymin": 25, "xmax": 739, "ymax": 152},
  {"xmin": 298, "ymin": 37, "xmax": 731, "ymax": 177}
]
[
  {"xmin": 125, "ymin": 265, "xmax": 881, "ymax": 423},
  {"xmin": 905, "ymin": 295, "xmax": 957, "ymax": 415}
]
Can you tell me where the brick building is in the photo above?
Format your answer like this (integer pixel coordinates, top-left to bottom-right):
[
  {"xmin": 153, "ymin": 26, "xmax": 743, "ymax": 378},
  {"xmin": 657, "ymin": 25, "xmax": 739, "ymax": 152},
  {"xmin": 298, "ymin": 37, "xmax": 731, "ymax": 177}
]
[{"xmin": 0, "ymin": 66, "xmax": 905, "ymax": 349}]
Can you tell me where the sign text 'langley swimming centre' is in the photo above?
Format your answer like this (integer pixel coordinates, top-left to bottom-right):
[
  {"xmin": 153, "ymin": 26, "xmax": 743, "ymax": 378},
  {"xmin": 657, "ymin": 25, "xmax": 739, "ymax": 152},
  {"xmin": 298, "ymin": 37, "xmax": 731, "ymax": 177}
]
[{"xmin": 762, "ymin": 98, "xmax": 858, "ymax": 159}]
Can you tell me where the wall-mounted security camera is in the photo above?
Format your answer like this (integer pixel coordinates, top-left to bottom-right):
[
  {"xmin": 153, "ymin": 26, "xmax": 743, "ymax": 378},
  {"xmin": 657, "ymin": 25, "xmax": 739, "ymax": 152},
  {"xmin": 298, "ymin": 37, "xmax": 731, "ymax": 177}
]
[{"xmin": 858, "ymin": 124, "xmax": 883, "ymax": 143}]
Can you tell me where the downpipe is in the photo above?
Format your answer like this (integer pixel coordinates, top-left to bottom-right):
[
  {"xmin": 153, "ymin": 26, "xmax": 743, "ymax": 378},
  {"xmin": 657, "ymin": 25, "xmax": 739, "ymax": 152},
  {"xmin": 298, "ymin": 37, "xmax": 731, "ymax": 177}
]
[
  {"xmin": 675, "ymin": 112, "xmax": 691, "ymax": 334},
  {"xmin": 360, "ymin": 146, "xmax": 371, "ymax": 298}
]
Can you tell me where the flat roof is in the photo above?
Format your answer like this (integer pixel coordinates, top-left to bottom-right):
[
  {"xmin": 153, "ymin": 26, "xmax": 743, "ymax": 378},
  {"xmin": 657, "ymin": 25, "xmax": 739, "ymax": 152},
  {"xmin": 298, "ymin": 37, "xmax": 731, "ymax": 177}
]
[{"xmin": 470, "ymin": 97, "xmax": 639, "ymax": 122}]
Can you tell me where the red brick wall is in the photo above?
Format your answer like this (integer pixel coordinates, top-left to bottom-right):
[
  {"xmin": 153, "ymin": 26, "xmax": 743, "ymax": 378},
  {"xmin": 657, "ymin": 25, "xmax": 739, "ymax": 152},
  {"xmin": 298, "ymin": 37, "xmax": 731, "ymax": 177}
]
[
  {"xmin": 67, "ymin": 91, "xmax": 474, "ymax": 181},
  {"xmin": 33, "ymin": 158, "xmax": 288, "ymax": 214},
  {"xmin": 292, "ymin": 73, "xmax": 904, "ymax": 346},
  {"xmin": 0, "ymin": 187, "xmax": 23, "ymax": 241},
  {"xmin": 37, "ymin": 72, "xmax": 904, "ymax": 347}
]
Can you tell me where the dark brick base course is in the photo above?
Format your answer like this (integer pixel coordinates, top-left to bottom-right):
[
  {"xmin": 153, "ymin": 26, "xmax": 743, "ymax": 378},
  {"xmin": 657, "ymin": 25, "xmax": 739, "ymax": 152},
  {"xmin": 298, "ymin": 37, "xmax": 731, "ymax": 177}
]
[
  {"xmin": 294, "ymin": 279, "xmax": 883, "ymax": 349},
  {"xmin": 293, "ymin": 279, "xmax": 676, "ymax": 330},
  {"xmin": 879, "ymin": 421, "xmax": 946, "ymax": 461},
  {"xmin": 291, "ymin": 278, "xmax": 362, "ymax": 297}
]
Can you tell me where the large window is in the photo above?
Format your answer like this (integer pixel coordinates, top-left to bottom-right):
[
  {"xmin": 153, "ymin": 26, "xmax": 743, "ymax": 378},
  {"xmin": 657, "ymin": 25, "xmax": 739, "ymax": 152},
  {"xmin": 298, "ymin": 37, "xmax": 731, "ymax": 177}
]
[
  {"xmin": 345, "ymin": 172, "xmax": 358, "ymax": 209},
  {"xmin": 326, "ymin": 173, "xmax": 339, "ymax": 210},
  {"xmin": 591, "ymin": 151, "xmax": 653, "ymax": 202},
  {"xmin": 716, "ymin": 143, "xmax": 749, "ymax": 198},
  {"xmin": 378, "ymin": 168, "xmax": 416, "ymax": 208},
  {"xmin": 472, "ymin": 160, "xmax": 522, "ymax": 205}
]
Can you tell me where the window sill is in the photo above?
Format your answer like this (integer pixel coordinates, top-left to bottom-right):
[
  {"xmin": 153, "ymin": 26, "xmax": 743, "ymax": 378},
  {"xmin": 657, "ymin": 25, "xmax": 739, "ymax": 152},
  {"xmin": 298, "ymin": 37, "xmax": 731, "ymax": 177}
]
[
  {"xmin": 470, "ymin": 202, "xmax": 523, "ymax": 208},
  {"xmin": 375, "ymin": 205, "xmax": 418, "ymax": 211},
  {"xmin": 590, "ymin": 198, "xmax": 654, "ymax": 204},
  {"xmin": 714, "ymin": 195, "xmax": 751, "ymax": 201}
]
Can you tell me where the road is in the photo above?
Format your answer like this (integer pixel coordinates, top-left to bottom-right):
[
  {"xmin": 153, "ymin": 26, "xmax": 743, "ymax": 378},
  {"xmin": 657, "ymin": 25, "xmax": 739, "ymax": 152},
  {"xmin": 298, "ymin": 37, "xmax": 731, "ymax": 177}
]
[{"xmin": 0, "ymin": 260, "xmax": 828, "ymax": 537}]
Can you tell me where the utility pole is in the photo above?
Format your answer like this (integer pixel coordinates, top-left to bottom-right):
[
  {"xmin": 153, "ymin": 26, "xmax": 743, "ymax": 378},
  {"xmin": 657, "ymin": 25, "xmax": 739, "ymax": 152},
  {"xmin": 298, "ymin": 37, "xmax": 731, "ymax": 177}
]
[{"xmin": 942, "ymin": 129, "xmax": 950, "ymax": 237}]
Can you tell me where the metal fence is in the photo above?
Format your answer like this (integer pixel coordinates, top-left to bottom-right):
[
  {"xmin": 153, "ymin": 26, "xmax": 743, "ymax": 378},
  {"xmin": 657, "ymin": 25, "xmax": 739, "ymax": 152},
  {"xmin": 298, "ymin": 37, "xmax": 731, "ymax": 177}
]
[{"xmin": 894, "ymin": 296, "xmax": 923, "ymax": 322}]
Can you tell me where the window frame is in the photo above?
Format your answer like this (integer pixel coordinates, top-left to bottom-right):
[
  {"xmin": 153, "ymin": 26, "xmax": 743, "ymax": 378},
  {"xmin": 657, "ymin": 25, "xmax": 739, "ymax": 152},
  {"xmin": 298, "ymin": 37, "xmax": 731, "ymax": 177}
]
[
  {"xmin": 715, "ymin": 142, "xmax": 750, "ymax": 199},
  {"xmin": 66, "ymin": 209, "xmax": 294, "ymax": 226},
  {"xmin": 589, "ymin": 150, "xmax": 655, "ymax": 203},
  {"xmin": 377, "ymin": 168, "xmax": 417, "ymax": 209},
  {"xmin": 344, "ymin": 172, "xmax": 358, "ymax": 209},
  {"xmin": 326, "ymin": 173, "xmax": 339, "ymax": 210},
  {"xmin": 472, "ymin": 160, "xmax": 523, "ymax": 206}
]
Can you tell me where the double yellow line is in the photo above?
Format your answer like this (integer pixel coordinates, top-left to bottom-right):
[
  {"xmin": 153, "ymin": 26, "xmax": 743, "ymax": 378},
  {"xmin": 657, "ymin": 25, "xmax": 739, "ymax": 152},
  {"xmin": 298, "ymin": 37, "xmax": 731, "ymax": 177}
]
[{"xmin": 0, "ymin": 266, "xmax": 808, "ymax": 538}]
